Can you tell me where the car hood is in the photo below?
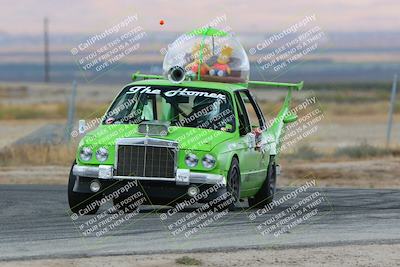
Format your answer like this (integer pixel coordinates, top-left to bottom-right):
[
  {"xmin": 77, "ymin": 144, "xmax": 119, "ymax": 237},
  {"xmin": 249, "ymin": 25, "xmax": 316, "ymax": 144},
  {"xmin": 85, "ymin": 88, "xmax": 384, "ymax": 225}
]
[{"xmin": 82, "ymin": 124, "xmax": 235, "ymax": 152}]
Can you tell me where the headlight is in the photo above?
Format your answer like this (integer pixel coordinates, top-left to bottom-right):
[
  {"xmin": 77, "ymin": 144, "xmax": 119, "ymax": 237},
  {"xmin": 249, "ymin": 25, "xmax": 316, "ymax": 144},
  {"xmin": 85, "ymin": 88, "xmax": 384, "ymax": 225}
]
[
  {"xmin": 202, "ymin": 154, "xmax": 216, "ymax": 169},
  {"xmin": 79, "ymin": 147, "xmax": 92, "ymax": 161},
  {"xmin": 185, "ymin": 153, "xmax": 198, "ymax": 167},
  {"xmin": 96, "ymin": 147, "xmax": 108, "ymax": 162}
]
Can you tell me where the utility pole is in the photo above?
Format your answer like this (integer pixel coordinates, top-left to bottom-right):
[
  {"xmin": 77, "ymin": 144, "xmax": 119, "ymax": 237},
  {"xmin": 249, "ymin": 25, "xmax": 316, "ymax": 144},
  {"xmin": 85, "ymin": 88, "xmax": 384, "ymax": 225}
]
[
  {"xmin": 65, "ymin": 80, "xmax": 77, "ymax": 142},
  {"xmin": 44, "ymin": 17, "xmax": 50, "ymax": 83},
  {"xmin": 386, "ymin": 74, "xmax": 397, "ymax": 147}
]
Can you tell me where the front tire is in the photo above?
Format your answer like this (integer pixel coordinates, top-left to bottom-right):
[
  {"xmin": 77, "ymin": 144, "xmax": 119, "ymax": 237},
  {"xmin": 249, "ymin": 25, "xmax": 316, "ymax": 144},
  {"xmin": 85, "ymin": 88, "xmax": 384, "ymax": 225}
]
[
  {"xmin": 248, "ymin": 156, "xmax": 277, "ymax": 208},
  {"xmin": 224, "ymin": 157, "xmax": 241, "ymax": 211},
  {"xmin": 68, "ymin": 164, "xmax": 100, "ymax": 215}
]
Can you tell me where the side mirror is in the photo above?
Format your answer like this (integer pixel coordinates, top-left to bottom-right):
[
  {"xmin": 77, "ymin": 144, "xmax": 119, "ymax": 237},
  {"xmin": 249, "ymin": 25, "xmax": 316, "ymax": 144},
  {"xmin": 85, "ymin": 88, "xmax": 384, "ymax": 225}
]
[
  {"xmin": 283, "ymin": 113, "xmax": 298, "ymax": 124},
  {"xmin": 78, "ymin": 119, "xmax": 86, "ymax": 134},
  {"xmin": 239, "ymin": 125, "xmax": 247, "ymax": 136}
]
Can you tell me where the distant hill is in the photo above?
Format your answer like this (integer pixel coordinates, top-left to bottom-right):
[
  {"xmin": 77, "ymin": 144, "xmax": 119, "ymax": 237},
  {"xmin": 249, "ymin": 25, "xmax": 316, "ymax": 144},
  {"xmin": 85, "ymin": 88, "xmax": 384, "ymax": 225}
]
[{"xmin": 0, "ymin": 31, "xmax": 399, "ymax": 83}]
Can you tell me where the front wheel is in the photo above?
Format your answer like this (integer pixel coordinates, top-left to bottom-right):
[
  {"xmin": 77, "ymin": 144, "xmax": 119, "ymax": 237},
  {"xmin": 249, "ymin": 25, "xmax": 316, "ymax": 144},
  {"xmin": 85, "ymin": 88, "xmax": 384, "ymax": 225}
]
[
  {"xmin": 223, "ymin": 157, "xmax": 241, "ymax": 211},
  {"xmin": 248, "ymin": 156, "xmax": 277, "ymax": 208},
  {"xmin": 68, "ymin": 164, "xmax": 100, "ymax": 215}
]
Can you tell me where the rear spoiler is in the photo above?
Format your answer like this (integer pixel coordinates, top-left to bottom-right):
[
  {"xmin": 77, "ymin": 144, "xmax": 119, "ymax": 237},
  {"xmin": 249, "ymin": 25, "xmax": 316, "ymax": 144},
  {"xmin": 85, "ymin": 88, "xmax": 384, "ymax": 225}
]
[
  {"xmin": 247, "ymin": 80, "xmax": 304, "ymax": 91},
  {"xmin": 131, "ymin": 71, "xmax": 304, "ymax": 91}
]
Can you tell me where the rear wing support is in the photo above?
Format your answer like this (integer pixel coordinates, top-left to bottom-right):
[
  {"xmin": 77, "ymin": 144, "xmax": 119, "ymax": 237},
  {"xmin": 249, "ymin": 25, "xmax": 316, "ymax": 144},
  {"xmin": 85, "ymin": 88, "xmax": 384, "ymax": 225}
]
[
  {"xmin": 247, "ymin": 80, "xmax": 304, "ymax": 91},
  {"xmin": 250, "ymin": 80, "xmax": 304, "ymax": 156}
]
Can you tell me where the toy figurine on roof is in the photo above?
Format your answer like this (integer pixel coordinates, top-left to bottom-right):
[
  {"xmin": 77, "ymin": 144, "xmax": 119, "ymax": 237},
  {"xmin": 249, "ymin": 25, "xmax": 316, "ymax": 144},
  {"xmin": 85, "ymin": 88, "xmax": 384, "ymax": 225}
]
[
  {"xmin": 163, "ymin": 26, "xmax": 250, "ymax": 83},
  {"xmin": 209, "ymin": 45, "xmax": 233, "ymax": 77},
  {"xmin": 185, "ymin": 42, "xmax": 212, "ymax": 76},
  {"xmin": 132, "ymin": 26, "xmax": 303, "ymax": 91}
]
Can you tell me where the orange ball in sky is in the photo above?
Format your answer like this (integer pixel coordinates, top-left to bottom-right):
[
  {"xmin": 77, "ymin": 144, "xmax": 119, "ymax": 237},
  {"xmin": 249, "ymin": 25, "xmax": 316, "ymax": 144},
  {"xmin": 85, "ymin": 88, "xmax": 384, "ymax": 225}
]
[{"xmin": 159, "ymin": 19, "xmax": 165, "ymax": 25}]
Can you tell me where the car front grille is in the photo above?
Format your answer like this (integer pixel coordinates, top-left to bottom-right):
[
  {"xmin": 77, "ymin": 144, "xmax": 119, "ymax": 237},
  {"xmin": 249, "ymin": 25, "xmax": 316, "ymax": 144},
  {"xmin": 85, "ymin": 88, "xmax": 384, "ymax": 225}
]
[{"xmin": 116, "ymin": 144, "xmax": 176, "ymax": 178}]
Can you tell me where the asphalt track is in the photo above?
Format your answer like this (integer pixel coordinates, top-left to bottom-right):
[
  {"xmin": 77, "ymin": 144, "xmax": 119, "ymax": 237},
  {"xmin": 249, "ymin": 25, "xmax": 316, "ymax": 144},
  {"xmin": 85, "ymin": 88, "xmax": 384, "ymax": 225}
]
[{"xmin": 0, "ymin": 185, "xmax": 400, "ymax": 261}]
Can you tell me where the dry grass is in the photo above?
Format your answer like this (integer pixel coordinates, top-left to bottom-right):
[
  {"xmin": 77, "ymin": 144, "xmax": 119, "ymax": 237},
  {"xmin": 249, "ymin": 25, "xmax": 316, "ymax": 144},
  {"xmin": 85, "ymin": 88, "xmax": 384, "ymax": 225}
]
[
  {"xmin": 334, "ymin": 142, "xmax": 396, "ymax": 158},
  {"xmin": 283, "ymin": 142, "xmax": 399, "ymax": 161},
  {"xmin": 0, "ymin": 165, "xmax": 69, "ymax": 185},
  {"xmin": 1, "ymin": 86, "xmax": 398, "ymax": 120},
  {"xmin": 258, "ymin": 93, "xmax": 398, "ymax": 119},
  {"xmin": 0, "ymin": 144, "xmax": 75, "ymax": 166},
  {"xmin": 284, "ymin": 144, "xmax": 323, "ymax": 160},
  {"xmin": 0, "ymin": 85, "xmax": 28, "ymax": 97},
  {"xmin": 321, "ymin": 101, "xmax": 398, "ymax": 116},
  {"xmin": 0, "ymin": 102, "xmax": 108, "ymax": 120}
]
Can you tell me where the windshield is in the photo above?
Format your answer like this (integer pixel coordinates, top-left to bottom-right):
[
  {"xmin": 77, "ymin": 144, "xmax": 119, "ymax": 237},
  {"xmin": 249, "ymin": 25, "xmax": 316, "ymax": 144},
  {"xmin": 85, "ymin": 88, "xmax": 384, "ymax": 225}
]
[{"xmin": 103, "ymin": 85, "xmax": 236, "ymax": 132}]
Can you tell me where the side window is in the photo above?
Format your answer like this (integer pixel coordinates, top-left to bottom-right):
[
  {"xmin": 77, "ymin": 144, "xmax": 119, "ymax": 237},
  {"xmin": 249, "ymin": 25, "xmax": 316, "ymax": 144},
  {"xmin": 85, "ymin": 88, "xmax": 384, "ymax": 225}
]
[
  {"xmin": 235, "ymin": 95, "xmax": 250, "ymax": 135},
  {"xmin": 237, "ymin": 91, "xmax": 265, "ymax": 130},
  {"xmin": 249, "ymin": 92, "xmax": 266, "ymax": 130}
]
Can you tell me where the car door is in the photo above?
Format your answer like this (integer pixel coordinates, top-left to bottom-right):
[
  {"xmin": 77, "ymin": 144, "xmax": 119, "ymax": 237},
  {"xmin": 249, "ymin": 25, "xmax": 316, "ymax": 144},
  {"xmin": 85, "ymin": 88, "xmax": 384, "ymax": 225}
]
[{"xmin": 235, "ymin": 90, "xmax": 268, "ymax": 194}]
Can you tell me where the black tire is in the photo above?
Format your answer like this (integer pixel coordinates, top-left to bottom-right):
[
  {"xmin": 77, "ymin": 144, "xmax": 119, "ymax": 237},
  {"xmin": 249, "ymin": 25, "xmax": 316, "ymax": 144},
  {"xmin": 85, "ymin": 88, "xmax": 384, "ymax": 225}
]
[
  {"xmin": 68, "ymin": 163, "xmax": 100, "ymax": 215},
  {"xmin": 221, "ymin": 157, "xmax": 241, "ymax": 211},
  {"xmin": 248, "ymin": 156, "xmax": 277, "ymax": 208}
]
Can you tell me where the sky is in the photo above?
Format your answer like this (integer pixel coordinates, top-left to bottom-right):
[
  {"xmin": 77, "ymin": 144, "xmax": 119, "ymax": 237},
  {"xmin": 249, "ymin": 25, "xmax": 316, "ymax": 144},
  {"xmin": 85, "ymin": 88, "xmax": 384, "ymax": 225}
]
[{"xmin": 0, "ymin": 0, "xmax": 399, "ymax": 34}]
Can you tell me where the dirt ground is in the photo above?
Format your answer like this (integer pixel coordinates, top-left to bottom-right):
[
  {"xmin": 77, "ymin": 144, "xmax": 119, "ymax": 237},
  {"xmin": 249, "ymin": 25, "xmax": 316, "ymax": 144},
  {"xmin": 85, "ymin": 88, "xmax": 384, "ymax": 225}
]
[
  {"xmin": 0, "ymin": 120, "xmax": 49, "ymax": 149},
  {"xmin": 280, "ymin": 157, "xmax": 400, "ymax": 188},
  {"xmin": 2, "ymin": 243, "xmax": 399, "ymax": 267}
]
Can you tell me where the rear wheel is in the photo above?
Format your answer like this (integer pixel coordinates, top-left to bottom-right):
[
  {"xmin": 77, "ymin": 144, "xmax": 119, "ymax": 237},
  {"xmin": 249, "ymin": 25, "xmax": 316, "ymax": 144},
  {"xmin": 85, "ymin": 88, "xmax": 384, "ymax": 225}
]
[
  {"xmin": 248, "ymin": 156, "xmax": 277, "ymax": 208},
  {"xmin": 68, "ymin": 163, "xmax": 100, "ymax": 215}
]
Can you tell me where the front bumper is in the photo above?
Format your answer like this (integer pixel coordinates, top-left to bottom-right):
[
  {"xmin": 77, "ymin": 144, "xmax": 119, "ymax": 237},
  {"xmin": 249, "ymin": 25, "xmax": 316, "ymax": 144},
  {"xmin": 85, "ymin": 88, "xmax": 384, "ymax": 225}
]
[{"xmin": 72, "ymin": 165, "xmax": 226, "ymax": 186}]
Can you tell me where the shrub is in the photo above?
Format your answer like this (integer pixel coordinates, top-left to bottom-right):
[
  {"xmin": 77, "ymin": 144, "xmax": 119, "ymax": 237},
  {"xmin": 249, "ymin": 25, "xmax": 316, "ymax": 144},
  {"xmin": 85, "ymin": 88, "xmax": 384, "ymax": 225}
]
[
  {"xmin": 285, "ymin": 144, "xmax": 322, "ymax": 160},
  {"xmin": 175, "ymin": 256, "xmax": 202, "ymax": 266},
  {"xmin": 334, "ymin": 141, "xmax": 390, "ymax": 159}
]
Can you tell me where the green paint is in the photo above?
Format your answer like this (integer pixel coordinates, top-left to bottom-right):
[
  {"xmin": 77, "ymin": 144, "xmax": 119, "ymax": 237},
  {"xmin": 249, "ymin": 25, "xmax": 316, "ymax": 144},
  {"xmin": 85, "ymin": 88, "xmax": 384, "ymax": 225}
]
[{"xmin": 76, "ymin": 76, "xmax": 302, "ymax": 198}]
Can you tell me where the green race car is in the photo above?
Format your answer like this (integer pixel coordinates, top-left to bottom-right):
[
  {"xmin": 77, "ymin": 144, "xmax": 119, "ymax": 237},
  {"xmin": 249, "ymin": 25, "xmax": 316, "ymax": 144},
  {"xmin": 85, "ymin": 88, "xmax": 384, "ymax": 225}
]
[{"xmin": 68, "ymin": 28, "xmax": 302, "ymax": 215}]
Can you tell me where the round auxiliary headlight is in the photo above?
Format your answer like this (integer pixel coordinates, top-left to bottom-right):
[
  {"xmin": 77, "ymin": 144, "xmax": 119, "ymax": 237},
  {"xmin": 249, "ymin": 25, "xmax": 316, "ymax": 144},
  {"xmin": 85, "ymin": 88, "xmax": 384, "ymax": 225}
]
[
  {"xmin": 90, "ymin": 180, "xmax": 101, "ymax": 193},
  {"xmin": 80, "ymin": 147, "xmax": 92, "ymax": 161},
  {"xmin": 96, "ymin": 147, "xmax": 109, "ymax": 162},
  {"xmin": 187, "ymin": 186, "xmax": 200, "ymax": 197},
  {"xmin": 185, "ymin": 153, "xmax": 198, "ymax": 167},
  {"xmin": 202, "ymin": 154, "xmax": 216, "ymax": 169}
]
